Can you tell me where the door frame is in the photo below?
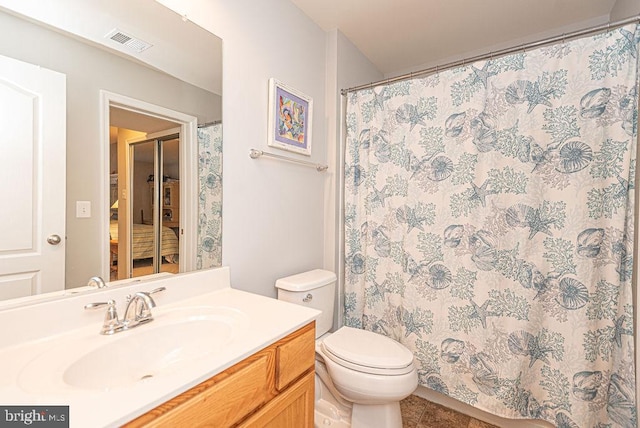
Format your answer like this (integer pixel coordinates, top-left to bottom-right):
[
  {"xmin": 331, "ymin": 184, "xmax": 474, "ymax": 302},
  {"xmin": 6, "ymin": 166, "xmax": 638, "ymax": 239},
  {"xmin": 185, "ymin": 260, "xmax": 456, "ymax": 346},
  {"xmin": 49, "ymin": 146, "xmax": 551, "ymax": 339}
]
[{"xmin": 99, "ymin": 90, "xmax": 198, "ymax": 279}]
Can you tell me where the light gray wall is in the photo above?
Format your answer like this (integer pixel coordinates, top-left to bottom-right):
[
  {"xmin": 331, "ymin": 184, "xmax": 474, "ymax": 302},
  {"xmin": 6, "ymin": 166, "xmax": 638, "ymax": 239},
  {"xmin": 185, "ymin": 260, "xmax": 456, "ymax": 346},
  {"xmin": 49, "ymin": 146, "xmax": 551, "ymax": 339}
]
[
  {"xmin": 336, "ymin": 31, "xmax": 385, "ymax": 91},
  {"xmin": 160, "ymin": 0, "xmax": 328, "ymax": 297},
  {"xmin": 0, "ymin": 10, "xmax": 221, "ymax": 288}
]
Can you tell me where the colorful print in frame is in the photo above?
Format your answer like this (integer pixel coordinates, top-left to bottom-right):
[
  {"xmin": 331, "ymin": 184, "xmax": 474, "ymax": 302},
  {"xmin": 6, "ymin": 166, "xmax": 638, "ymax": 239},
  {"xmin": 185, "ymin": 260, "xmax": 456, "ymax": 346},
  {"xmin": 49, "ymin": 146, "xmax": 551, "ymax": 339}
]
[{"xmin": 268, "ymin": 78, "xmax": 313, "ymax": 156}]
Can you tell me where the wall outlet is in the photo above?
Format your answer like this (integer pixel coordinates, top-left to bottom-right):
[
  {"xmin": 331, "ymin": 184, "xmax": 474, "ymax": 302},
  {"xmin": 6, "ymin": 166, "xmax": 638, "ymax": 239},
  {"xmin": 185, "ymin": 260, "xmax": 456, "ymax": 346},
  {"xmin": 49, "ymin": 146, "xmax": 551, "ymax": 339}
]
[{"xmin": 76, "ymin": 201, "xmax": 91, "ymax": 218}]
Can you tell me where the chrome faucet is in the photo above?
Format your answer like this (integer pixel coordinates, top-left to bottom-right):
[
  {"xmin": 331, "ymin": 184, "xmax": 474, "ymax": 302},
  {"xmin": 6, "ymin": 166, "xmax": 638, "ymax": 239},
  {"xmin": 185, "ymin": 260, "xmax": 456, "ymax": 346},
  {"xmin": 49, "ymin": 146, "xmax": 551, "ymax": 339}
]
[
  {"xmin": 84, "ymin": 287, "xmax": 166, "ymax": 335},
  {"xmin": 123, "ymin": 291, "xmax": 158, "ymax": 326},
  {"xmin": 87, "ymin": 276, "xmax": 107, "ymax": 288}
]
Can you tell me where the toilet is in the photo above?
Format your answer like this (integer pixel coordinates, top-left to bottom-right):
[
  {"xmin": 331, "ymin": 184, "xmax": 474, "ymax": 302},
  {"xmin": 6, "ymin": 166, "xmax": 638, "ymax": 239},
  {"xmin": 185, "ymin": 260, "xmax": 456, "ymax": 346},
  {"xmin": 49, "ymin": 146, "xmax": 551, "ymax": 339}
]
[{"xmin": 276, "ymin": 269, "xmax": 418, "ymax": 428}]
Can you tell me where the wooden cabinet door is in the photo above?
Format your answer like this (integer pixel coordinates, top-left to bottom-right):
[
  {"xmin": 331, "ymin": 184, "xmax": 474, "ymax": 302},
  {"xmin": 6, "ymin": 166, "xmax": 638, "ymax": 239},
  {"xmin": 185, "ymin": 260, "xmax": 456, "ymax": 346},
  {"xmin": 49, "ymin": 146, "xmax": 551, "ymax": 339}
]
[
  {"xmin": 276, "ymin": 325, "xmax": 315, "ymax": 390},
  {"xmin": 240, "ymin": 371, "xmax": 314, "ymax": 428}
]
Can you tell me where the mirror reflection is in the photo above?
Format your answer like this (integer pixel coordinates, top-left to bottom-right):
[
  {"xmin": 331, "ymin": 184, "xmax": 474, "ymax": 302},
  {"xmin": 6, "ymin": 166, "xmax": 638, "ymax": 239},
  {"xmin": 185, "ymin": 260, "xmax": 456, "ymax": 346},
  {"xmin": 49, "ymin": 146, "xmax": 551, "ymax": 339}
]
[
  {"xmin": 0, "ymin": 0, "xmax": 222, "ymax": 303},
  {"xmin": 111, "ymin": 127, "xmax": 182, "ymax": 280}
]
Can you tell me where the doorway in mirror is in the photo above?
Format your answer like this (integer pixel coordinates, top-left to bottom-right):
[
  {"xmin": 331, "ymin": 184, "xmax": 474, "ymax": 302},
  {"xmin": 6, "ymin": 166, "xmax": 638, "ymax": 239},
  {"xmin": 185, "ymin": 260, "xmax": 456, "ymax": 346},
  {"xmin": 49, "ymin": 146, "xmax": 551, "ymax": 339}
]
[{"xmin": 105, "ymin": 92, "xmax": 199, "ymax": 281}]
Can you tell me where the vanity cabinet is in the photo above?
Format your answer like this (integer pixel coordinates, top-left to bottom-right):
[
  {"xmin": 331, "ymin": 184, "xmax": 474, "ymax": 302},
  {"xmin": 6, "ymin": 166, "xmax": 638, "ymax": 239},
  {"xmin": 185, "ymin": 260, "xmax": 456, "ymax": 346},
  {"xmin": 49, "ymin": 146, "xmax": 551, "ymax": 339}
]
[{"xmin": 124, "ymin": 322, "xmax": 315, "ymax": 427}]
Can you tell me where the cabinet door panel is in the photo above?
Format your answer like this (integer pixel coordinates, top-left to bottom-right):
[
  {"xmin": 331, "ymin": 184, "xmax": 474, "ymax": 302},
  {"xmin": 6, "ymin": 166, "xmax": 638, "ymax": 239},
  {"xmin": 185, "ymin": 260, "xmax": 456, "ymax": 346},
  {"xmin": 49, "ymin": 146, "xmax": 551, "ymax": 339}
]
[
  {"xmin": 241, "ymin": 371, "xmax": 314, "ymax": 428},
  {"xmin": 276, "ymin": 326, "xmax": 315, "ymax": 391}
]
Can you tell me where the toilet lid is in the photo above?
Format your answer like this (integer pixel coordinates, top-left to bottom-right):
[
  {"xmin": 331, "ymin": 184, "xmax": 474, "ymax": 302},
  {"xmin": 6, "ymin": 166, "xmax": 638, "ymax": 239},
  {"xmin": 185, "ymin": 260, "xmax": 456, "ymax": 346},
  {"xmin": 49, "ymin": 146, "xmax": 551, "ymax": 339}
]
[{"xmin": 321, "ymin": 327, "xmax": 414, "ymax": 372}]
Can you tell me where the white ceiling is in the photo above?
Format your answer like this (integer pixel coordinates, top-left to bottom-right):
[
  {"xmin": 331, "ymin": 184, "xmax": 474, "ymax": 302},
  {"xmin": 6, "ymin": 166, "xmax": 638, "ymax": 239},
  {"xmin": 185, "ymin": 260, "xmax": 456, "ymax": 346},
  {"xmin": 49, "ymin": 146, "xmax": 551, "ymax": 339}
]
[
  {"xmin": 1, "ymin": 1, "xmax": 625, "ymax": 90},
  {"xmin": 290, "ymin": 0, "xmax": 619, "ymax": 76}
]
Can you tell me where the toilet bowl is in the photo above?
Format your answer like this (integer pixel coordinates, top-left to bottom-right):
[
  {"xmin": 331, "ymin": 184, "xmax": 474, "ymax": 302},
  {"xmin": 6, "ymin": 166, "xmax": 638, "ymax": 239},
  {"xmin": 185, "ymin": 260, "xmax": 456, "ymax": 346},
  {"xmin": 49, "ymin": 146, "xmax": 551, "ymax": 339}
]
[
  {"xmin": 275, "ymin": 270, "xmax": 418, "ymax": 428},
  {"xmin": 315, "ymin": 327, "xmax": 418, "ymax": 427}
]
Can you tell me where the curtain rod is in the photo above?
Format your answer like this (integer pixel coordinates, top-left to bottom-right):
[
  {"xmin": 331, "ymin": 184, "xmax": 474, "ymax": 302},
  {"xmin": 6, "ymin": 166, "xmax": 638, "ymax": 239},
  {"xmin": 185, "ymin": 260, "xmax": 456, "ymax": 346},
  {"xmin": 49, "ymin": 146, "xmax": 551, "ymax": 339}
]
[
  {"xmin": 341, "ymin": 14, "xmax": 640, "ymax": 95},
  {"xmin": 198, "ymin": 120, "xmax": 221, "ymax": 128}
]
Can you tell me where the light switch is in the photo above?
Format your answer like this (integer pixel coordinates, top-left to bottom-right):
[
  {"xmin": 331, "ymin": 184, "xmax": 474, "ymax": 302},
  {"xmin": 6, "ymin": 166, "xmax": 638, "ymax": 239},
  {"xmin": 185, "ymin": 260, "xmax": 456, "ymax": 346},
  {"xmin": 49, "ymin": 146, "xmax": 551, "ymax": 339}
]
[{"xmin": 76, "ymin": 201, "xmax": 91, "ymax": 218}]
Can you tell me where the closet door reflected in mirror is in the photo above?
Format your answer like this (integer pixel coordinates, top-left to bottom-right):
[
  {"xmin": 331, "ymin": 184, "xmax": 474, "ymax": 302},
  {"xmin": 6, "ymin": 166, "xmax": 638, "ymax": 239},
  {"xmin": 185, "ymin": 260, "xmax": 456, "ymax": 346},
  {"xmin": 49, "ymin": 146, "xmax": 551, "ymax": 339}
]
[
  {"xmin": 130, "ymin": 136, "xmax": 180, "ymax": 278},
  {"xmin": 109, "ymin": 106, "xmax": 183, "ymax": 281}
]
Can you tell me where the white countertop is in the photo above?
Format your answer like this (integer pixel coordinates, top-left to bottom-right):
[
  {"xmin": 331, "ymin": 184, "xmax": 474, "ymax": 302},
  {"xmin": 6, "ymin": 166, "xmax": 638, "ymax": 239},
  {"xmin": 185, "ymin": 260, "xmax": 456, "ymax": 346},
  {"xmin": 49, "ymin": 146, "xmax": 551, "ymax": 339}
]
[{"xmin": 0, "ymin": 267, "xmax": 320, "ymax": 427}]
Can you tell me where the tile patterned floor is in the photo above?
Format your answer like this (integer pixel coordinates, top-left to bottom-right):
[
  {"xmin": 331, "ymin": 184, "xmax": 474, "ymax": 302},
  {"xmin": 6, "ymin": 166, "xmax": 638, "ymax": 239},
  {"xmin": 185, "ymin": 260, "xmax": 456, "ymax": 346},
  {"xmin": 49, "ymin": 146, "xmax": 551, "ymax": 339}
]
[{"xmin": 401, "ymin": 394, "xmax": 499, "ymax": 428}]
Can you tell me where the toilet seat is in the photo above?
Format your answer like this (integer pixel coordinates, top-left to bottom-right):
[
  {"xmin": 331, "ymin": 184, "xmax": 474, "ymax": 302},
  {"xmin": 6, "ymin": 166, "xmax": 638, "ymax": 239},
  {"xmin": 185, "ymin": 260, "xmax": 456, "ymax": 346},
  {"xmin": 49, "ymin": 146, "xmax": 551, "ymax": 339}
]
[{"xmin": 320, "ymin": 327, "xmax": 415, "ymax": 375}]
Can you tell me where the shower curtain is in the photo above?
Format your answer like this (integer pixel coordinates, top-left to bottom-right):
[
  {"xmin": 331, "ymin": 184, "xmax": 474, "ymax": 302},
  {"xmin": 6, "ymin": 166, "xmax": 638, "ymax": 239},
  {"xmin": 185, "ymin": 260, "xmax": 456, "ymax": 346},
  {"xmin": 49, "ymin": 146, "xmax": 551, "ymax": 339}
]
[
  {"xmin": 197, "ymin": 122, "xmax": 223, "ymax": 269},
  {"xmin": 344, "ymin": 24, "xmax": 639, "ymax": 427}
]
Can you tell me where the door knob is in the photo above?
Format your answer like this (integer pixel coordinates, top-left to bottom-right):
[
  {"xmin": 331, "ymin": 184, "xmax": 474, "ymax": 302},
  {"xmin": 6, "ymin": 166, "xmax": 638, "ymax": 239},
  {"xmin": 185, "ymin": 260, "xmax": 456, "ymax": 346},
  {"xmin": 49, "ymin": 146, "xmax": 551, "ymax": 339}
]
[{"xmin": 47, "ymin": 234, "xmax": 62, "ymax": 245}]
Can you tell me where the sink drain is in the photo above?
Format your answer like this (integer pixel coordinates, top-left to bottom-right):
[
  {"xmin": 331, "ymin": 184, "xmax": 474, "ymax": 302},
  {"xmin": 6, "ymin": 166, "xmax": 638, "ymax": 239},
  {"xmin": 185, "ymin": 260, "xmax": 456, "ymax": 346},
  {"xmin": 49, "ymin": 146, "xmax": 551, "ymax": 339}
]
[{"xmin": 139, "ymin": 374, "xmax": 154, "ymax": 381}]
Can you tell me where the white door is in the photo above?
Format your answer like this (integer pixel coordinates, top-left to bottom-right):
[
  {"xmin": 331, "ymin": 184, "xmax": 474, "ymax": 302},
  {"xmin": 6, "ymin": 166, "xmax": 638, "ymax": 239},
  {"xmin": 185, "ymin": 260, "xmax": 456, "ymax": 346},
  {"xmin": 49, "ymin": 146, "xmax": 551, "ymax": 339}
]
[{"xmin": 0, "ymin": 53, "xmax": 66, "ymax": 300}]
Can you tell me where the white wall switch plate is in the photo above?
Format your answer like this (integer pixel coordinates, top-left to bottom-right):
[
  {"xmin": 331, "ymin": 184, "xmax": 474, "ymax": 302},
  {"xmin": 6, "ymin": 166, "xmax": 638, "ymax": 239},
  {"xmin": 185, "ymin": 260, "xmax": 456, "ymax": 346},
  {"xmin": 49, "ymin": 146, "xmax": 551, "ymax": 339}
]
[{"xmin": 76, "ymin": 201, "xmax": 91, "ymax": 218}]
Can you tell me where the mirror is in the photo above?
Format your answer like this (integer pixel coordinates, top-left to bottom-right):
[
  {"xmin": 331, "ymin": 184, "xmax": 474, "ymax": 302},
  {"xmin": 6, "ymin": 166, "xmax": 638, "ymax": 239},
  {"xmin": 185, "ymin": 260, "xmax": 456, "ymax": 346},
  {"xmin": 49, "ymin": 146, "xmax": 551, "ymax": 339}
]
[{"xmin": 0, "ymin": 0, "xmax": 222, "ymax": 303}]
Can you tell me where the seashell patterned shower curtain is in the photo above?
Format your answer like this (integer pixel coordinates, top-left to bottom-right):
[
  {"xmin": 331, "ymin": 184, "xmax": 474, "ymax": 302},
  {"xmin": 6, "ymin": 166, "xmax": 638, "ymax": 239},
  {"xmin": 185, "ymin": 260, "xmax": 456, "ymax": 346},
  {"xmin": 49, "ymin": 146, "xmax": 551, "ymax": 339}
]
[
  {"xmin": 344, "ymin": 24, "xmax": 639, "ymax": 427},
  {"xmin": 197, "ymin": 122, "xmax": 223, "ymax": 269}
]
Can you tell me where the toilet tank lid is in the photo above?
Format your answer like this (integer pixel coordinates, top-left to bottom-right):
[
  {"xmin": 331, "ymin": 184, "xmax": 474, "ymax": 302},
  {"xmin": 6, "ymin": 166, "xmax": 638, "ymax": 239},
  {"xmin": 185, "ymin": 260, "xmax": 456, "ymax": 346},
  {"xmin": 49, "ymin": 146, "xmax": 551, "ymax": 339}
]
[{"xmin": 275, "ymin": 269, "xmax": 336, "ymax": 291}]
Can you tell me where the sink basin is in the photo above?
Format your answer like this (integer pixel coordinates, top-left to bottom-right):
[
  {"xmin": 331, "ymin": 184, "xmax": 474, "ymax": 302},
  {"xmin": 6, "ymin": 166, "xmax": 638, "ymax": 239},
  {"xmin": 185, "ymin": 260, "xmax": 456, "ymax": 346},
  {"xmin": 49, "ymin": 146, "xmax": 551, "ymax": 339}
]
[
  {"xmin": 18, "ymin": 306, "xmax": 249, "ymax": 392},
  {"xmin": 65, "ymin": 317, "xmax": 232, "ymax": 389}
]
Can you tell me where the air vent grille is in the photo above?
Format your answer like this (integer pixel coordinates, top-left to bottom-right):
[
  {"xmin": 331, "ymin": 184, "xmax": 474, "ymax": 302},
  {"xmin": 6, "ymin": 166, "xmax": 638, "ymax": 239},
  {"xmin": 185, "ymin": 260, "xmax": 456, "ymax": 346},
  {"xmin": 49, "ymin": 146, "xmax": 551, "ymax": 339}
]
[{"xmin": 105, "ymin": 29, "xmax": 152, "ymax": 53}]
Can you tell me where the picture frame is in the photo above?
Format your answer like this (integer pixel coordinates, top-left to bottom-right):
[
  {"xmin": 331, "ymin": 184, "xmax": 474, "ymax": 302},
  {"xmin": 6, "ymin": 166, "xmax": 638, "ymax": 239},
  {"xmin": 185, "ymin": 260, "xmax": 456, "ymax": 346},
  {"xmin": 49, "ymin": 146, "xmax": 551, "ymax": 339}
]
[{"xmin": 267, "ymin": 78, "xmax": 313, "ymax": 156}]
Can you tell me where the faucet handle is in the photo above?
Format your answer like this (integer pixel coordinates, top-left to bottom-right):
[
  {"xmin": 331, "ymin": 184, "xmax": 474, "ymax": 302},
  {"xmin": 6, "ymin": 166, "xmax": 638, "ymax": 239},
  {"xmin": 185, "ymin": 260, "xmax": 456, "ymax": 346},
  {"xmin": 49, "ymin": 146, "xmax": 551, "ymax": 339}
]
[
  {"xmin": 84, "ymin": 300, "xmax": 122, "ymax": 335},
  {"xmin": 101, "ymin": 300, "xmax": 122, "ymax": 335},
  {"xmin": 84, "ymin": 300, "xmax": 114, "ymax": 310}
]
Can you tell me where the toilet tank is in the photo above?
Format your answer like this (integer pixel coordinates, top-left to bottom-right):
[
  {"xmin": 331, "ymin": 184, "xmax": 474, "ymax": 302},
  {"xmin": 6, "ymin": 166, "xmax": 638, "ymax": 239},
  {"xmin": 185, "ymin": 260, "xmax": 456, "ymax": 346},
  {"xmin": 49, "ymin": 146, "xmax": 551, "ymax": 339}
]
[{"xmin": 275, "ymin": 269, "xmax": 336, "ymax": 338}]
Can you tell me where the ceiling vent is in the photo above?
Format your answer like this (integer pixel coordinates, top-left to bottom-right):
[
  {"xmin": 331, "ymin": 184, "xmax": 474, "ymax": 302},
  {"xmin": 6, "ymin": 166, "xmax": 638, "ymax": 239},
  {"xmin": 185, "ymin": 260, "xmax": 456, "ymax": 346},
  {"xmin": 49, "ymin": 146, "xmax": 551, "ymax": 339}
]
[{"xmin": 105, "ymin": 29, "xmax": 152, "ymax": 53}]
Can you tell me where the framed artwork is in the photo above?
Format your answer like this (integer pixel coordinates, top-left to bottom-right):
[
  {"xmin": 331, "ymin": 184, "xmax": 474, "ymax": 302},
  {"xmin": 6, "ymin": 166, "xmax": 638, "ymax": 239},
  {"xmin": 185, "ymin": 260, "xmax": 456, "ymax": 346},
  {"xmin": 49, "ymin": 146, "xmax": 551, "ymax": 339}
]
[{"xmin": 267, "ymin": 78, "xmax": 313, "ymax": 156}]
